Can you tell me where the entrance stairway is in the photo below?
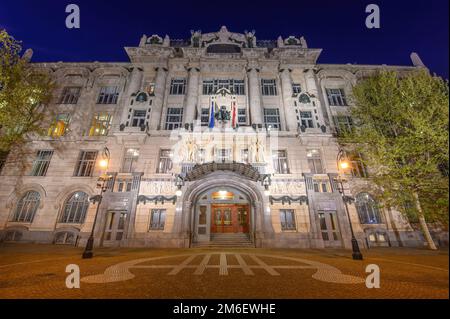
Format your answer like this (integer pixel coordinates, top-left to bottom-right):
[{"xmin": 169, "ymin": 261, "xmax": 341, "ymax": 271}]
[{"xmin": 193, "ymin": 233, "xmax": 254, "ymax": 248}]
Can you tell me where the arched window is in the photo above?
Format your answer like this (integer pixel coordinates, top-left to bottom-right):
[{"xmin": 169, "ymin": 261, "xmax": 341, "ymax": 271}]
[
  {"xmin": 12, "ymin": 191, "xmax": 41, "ymax": 223},
  {"xmin": 60, "ymin": 192, "xmax": 90, "ymax": 224},
  {"xmin": 356, "ymin": 193, "xmax": 382, "ymax": 224}
]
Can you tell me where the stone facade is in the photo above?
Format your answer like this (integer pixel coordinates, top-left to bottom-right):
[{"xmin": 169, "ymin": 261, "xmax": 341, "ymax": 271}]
[{"xmin": 0, "ymin": 26, "xmax": 434, "ymax": 249}]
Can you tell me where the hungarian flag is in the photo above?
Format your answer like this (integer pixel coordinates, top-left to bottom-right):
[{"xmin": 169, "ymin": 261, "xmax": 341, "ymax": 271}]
[{"xmin": 231, "ymin": 102, "xmax": 237, "ymax": 128}]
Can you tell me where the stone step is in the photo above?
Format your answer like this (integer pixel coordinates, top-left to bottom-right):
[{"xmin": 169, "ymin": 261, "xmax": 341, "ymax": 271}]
[{"xmin": 194, "ymin": 233, "xmax": 254, "ymax": 248}]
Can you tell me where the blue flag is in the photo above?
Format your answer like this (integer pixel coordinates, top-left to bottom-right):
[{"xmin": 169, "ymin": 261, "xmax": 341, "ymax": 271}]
[{"xmin": 208, "ymin": 101, "xmax": 215, "ymax": 128}]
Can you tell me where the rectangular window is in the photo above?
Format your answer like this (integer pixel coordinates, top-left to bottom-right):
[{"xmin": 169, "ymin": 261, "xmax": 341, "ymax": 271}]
[
  {"xmin": 201, "ymin": 108, "xmax": 210, "ymax": 126},
  {"xmin": 349, "ymin": 153, "xmax": 368, "ymax": 178},
  {"xmin": 202, "ymin": 79, "xmax": 245, "ymax": 95},
  {"xmin": 158, "ymin": 149, "xmax": 173, "ymax": 173},
  {"xmin": 261, "ymin": 79, "xmax": 278, "ymax": 96},
  {"xmin": 264, "ymin": 108, "xmax": 281, "ymax": 130},
  {"xmin": 48, "ymin": 113, "xmax": 70, "ymax": 138},
  {"xmin": 30, "ymin": 150, "xmax": 53, "ymax": 176},
  {"xmin": 203, "ymin": 80, "xmax": 214, "ymax": 95},
  {"xmin": 165, "ymin": 108, "xmax": 184, "ymax": 130},
  {"xmin": 233, "ymin": 80, "xmax": 245, "ymax": 95},
  {"xmin": 273, "ymin": 150, "xmax": 290, "ymax": 174},
  {"xmin": 216, "ymin": 149, "xmax": 231, "ymax": 162},
  {"xmin": 131, "ymin": 110, "xmax": 147, "ymax": 127},
  {"xmin": 74, "ymin": 151, "xmax": 98, "ymax": 177},
  {"xmin": 121, "ymin": 148, "xmax": 139, "ymax": 173},
  {"xmin": 170, "ymin": 78, "xmax": 187, "ymax": 95},
  {"xmin": 333, "ymin": 115, "xmax": 353, "ymax": 133},
  {"xmin": 150, "ymin": 209, "xmax": 166, "ymax": 230},
  {"xmin": 97, "ymin": 86, "xmax": 120, "ymax": 104},
  {"xmin": 280, "ymin": 210, "xmax": 296, "ymax": 231},
  {"xmin": 292, "ymin": 83, "xmax": 301, "ymax": 95},
  {"xmin": 313, "ymin": 180, "xmax": 330, "ymax": 193},
  {"xmin": 89, "ymin": 113, "xmax": 112, "ymax": 136},
  {"xmin": 60, "ymin": 87, "xmax": 81, "ymax": 104},
  {"xmin": 238, "ymin": 109, "xmax": 247, "ymax": 124},
  {"xmin": 299, "ymin": 111, "xmax": 315, "ymax": 128},
  {"xmin": 307, "ymin": 149, "xmax": 324, "ymax": 174},
  {"xmin": 326, "ymin": 88, "xmax": 348, "ymax": 106}
]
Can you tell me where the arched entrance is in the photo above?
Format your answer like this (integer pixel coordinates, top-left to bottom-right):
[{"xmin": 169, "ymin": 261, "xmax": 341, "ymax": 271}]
[
  {"xmin": 179, "ymin": 171, "xmax": 271, "ymax": 247},
  {"xmin": 194, "ymin": 186, "xmax": 251, "ymax": 243}
]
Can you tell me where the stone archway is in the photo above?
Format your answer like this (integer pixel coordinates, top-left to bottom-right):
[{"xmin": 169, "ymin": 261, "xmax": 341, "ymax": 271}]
[{"xmin": 174, "ymin": 171, "xmax": 273, "ymax": 248}]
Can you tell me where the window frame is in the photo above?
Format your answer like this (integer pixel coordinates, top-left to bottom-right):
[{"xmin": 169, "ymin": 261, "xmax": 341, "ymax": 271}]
[
  {"xmin": 59, "ymin": 192, "xmax": 90, "ymax": 224},
  {"xmin": 307, "ymin": 149, "xmax": 324, "ymax": 174},
  {"xmin": 280, "ymin": 209, "xmax": 296, "ymax": 231},
  {"xmin": 74, "ymin": 151, "xmax": 98, "ymax": 177},
  {"xmin": 30, "ymin": 150, "xmax": 54, "ymax": 177},
  {"xmin": 89, "ymin": 113, "xmax": 113, "ymax": 136},
  {"xmin": 149, "ymin": 209, "xmax": 166, "ymax": 230},
  {"xmin": 59, "ymin": 87, "xmax": 81, "ymax": 104},
  {"xmin": 326, "ymin": 88, "xmax": 348, "ymax": 106},
  {"xmin": 121, "ymin": 148, "xmax": 140, "ymax": 173},
  {"xmin": 263, "ymin": 108, "xmax": 281, "ymax": 130},
  {"xmin": 299, "ymin": 111, "xmax": 315, "ymax": 128},
  {"xmin": 273, "ymin": 150, "xmax": 290, "ymax": 174},
  {"xmin": 11, "ymin": 191, "xmax": 41, "ymax": 223},
  {"xmin": 356, "ymin": 193, "xmax": 383, "ymax": 224},
  {"xmin": 157, "ymin": 149, "xmax": 173, "ymax": 174},
  {"xmin": 169, "ymin": 78, "xmax": 187, "ymax": 95},
  {"xmin": 261, "ymin": 79, "xmax": 278, "ymax": 96},
  {"xmin": 97, "ymin": 86, "xmax": 120, "ymax": 105},
  {"xmin": 165, "ymin": 107, "xmax": 184, "ymax": 130}
]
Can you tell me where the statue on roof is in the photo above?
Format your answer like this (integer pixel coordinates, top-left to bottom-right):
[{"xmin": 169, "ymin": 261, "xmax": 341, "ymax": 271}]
[
  {"xmin": 300, "ymin": 36, "xmax": 308, "ymax": 48},
  {"xmin": 190, "ymin": 30, "xmax": 202, "ymax": 48},
  {"xmin": 244, "ymin": 30, "xmax": 256, "ymax": 48}
]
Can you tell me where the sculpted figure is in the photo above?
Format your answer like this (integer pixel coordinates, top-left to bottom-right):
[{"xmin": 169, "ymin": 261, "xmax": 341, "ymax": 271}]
[
  {"xmin": 248, "ymin": 138, "xmax": 257, "ymax": 163},
  {"xmin": 245, "ymin": 30, "xmax": 256, "ymax": 48},
  {"xmin": 300, "ymin": 36, "xmax": 308, "ymax": 48},
  {"xmin": 277, "ymin": 36, "xmax": 284, "ymax": 48},
  {"xmin": 191, "ymin": 30, "xmax": 202, "ymax": 48},
  {"xmin": 186, "ymin": 138, "xmax": 198, "ymax": 162},
  {"xmin": 255, "ymin": 137, "xmax": 266, "ymax": 163}
]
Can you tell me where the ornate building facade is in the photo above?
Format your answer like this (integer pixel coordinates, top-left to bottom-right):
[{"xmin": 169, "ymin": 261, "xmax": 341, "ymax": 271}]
[{"xmin": 0, "ymin": 27, "xmax": 432, "ymax": 249}]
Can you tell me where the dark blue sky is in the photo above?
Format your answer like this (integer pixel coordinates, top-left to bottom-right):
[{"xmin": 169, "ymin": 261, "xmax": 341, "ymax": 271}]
[{"xmin": 0, "ymin": 0, "xmax": 448, "ymax": 78}]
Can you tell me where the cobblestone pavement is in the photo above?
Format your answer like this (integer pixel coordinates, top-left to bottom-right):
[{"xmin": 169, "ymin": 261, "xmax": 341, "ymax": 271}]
[{"xmin": 0, "ymin": 244, "xmax": 448, "ymax": 299}]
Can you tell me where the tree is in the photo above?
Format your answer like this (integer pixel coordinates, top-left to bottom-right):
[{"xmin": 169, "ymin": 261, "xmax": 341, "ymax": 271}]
[
  {"xmin": 340, "ymin": 70, "xmax": 449, "ymax": 250},
  {"xmin": 0, "ymin": 29, "xmax": 54, "ymax": 157}
]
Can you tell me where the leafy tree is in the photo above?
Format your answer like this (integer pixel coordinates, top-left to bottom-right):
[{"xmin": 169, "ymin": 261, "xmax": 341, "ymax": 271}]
[
  {"xmin": 340, "ymin": 70, "xmax": 449, "ymax": 250},
  {"xmin": 0, "ymin": 29, "xmax": 54, "ymax": 158}
]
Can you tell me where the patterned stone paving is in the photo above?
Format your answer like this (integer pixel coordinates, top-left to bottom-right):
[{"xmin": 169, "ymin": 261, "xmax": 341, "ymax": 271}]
[
  {"xmin": 81, "ymin": 252, "xmax": 364, "ymax": 284},
  {"xmin": 0, "ymin": 244, "xmax": 448, "ymax": 299}
]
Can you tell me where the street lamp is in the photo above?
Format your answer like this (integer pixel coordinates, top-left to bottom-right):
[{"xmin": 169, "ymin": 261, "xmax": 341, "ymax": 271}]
[
  {"xmin": 82, "ymin": 147, "xmax": 112, "ymax": 259},
  {"xmin": 335, "ymin": 149, "xmax": 363, "ymax": 260}
]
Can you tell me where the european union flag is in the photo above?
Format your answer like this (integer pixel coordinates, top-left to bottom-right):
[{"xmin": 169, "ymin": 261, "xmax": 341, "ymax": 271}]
[{"xmin": 208, "ymin": 101, "xmax": 215, "ymax": 128}]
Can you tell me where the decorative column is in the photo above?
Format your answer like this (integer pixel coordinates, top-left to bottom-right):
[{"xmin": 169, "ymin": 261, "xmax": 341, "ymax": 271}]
[
  {"xmin": 149, "ymin": 66, "xmax": 168, "ymax": 130},
  {"xmin": 126, "ymin": 67, "xmax": 143, "ymax": 96},
  {"xmin": 306, "ymin": 69, "xmax": 331, "ymax": 127},
  {"xmin": 247, "ymin": 65, "xmax": 263, "ymax": 125},
  {"xmin": 184, "ymin": 66, "xmax": 200, "ymax": 125},
  {"xmin": 279, "ymin": 68, "xmax": 298, "ymax": 132}
]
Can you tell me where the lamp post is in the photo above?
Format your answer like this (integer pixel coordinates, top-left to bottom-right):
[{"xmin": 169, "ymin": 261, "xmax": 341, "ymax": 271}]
[
  {"xmin": 82, "ymin": 147, "xmax": 112, "ymax": 259},
  {"xmin": 336, "ymin": 149, "xmax": 363, "ymax": 260}
]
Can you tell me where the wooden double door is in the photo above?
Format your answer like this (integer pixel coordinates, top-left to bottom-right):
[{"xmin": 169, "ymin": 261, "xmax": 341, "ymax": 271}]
[{"xmin": 211, "ymin": 204, "xmax": 250, "ymax": 233}]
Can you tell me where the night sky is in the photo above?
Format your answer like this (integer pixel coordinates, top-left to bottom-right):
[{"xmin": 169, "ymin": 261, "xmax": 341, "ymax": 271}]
[{"xmin": 0, "ymin": 0, "xmax": 448, "ymax": 78}]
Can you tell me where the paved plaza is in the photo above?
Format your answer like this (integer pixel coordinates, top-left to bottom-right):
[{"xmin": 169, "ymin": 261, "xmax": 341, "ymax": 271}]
[{"xmin": 0, "ymin": 244, "xmax": 448, "ymax": 299}]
